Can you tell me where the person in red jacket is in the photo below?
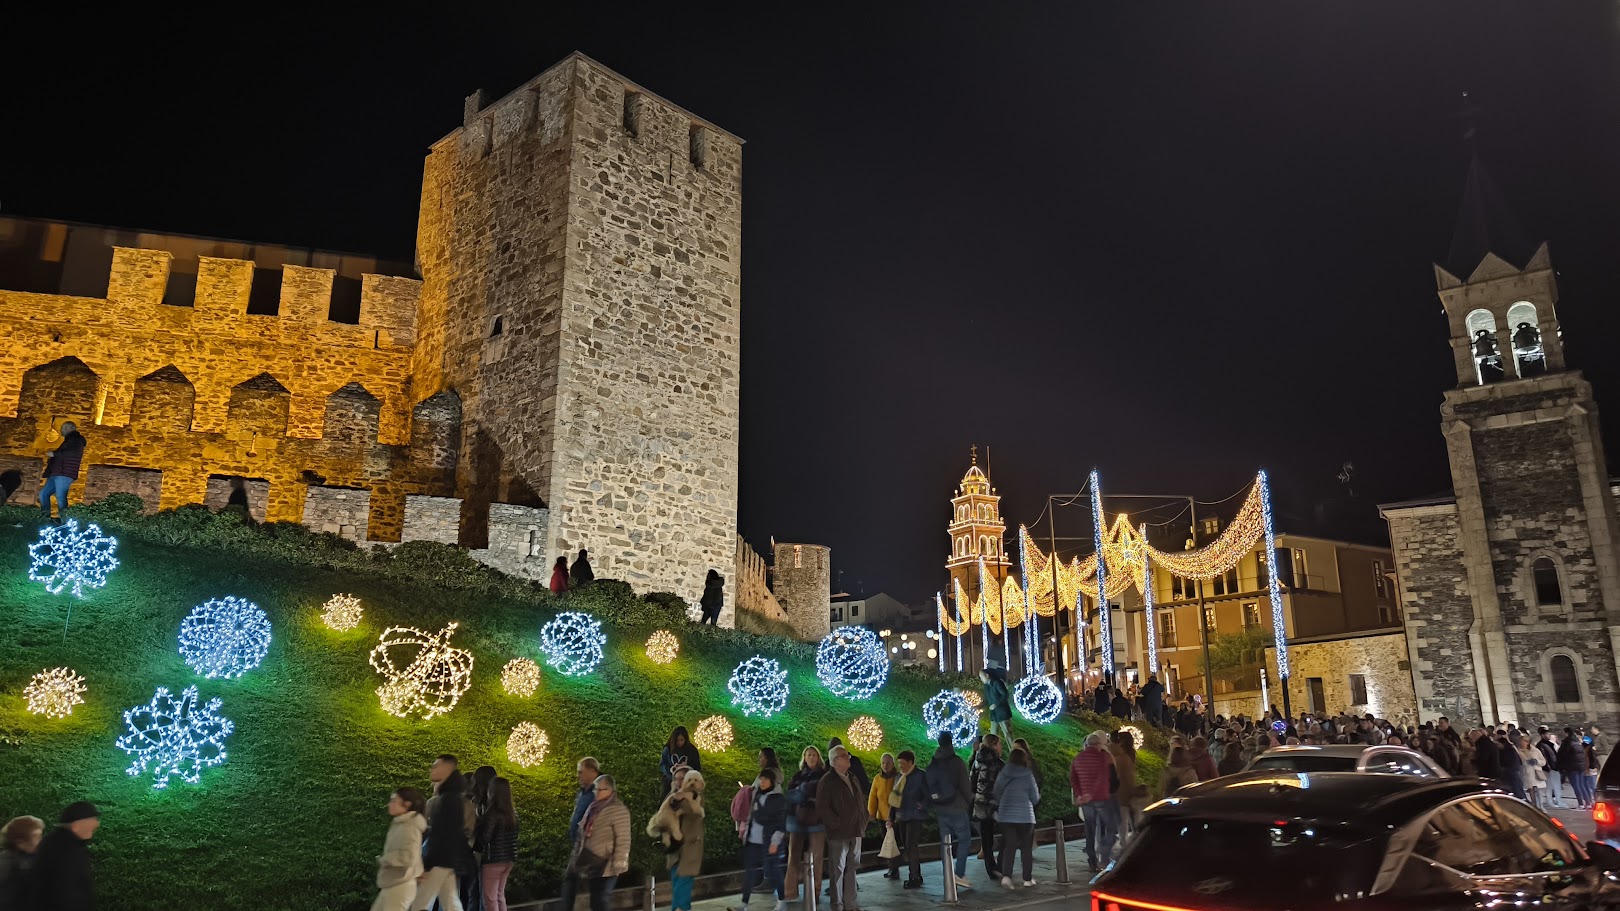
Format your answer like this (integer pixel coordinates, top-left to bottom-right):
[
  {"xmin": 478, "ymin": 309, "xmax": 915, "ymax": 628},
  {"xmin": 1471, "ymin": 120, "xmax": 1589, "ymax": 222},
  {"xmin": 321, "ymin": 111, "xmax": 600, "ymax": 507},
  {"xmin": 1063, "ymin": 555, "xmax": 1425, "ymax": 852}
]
[
  {"xmin": 550, "ymin": 556, "xmax": 570, "ymax": 594},
  {"xmin": 1188, "ymin": 735, "xmax": 1219, "ymax": 781},
  {"xmin": 1068, "ymin": 732, "xmax": 1118, "ymax": 873}
]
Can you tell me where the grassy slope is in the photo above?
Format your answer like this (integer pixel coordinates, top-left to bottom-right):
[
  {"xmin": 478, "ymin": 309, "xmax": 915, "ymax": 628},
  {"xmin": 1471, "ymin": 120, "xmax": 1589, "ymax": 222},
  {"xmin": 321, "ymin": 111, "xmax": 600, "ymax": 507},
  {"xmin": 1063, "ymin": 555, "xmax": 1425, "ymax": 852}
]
[{"xmin": 0, "ymin": 513, "xmax": 1146, "ymax": 911}]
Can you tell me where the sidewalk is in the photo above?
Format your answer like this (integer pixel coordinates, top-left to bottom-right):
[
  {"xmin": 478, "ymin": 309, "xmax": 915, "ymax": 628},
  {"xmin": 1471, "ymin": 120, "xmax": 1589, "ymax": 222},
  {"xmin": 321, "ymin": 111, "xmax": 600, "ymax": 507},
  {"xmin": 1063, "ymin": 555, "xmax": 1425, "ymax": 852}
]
[{"xmin": 687, "ymin": 838, "xmax": 1095, "ymax": 911}]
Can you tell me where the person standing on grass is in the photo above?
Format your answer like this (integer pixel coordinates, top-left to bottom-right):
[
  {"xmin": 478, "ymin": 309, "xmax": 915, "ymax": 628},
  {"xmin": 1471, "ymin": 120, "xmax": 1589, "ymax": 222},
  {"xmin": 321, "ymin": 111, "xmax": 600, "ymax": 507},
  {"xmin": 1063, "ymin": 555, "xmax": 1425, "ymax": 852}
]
[
  {"xmin": 892, "ymin": 750, "xmax": 930, "ymax": 890},
  {"xmin": 31, "ymin": 801, "xmax": 99, "ymax": 911},
  {"xmin": 868, "ymin": 753, "xmax": 899, "ymax": 880},
  {"xmin": 819, "ymin": 747, "xmax": 870, "ymax": 911},
  {"xmin": 565, "ymin": 774, "xmax": 632, "ymax": 911},
  {"xmin": 38, "ymin": 421, "xmax": 85, "ymax": 523},
  {"xmin": 372, "ymin": 788, "xmax": 427, "ymax": 911},
  {"xmin": 732, "ymin": 767, "xmax": 789, "ymax": 911},
  {"xmin": 479, "ymin": 778, "xmax": 519, "ymax": 911},
  {"xmin": 0, "ymin": 815, "xmax": 43, "ymax": 907},
  {"xmin": 571, "ymin": 549, "xmax": 595, "ymax": 587},
  {"xmin": 416, "ymin": 756, "xmax": 469, "ymax": 911},
  {"xmin": 993, "ymin": 748, "xmax": 1041, "ymax": 889},
  {"xmin": 700, "ymin": 569, "xmax": 725, "ymax": 625},
  {"xmin": 551, "ymin": 556, "xmax": 571, "ymax": 595}
]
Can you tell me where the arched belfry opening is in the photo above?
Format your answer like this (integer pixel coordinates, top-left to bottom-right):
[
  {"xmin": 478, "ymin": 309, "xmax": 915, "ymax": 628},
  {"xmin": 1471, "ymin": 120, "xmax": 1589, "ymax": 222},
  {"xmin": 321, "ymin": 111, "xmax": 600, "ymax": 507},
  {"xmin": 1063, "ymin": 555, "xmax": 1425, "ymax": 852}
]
[
  {"xmin": 1466, "ymin": 309, "xmax": 1504, "ymax": 384},
  {"xmin": 1508, "ymin": 301, "xmax": 1546, "ymax": 378}
]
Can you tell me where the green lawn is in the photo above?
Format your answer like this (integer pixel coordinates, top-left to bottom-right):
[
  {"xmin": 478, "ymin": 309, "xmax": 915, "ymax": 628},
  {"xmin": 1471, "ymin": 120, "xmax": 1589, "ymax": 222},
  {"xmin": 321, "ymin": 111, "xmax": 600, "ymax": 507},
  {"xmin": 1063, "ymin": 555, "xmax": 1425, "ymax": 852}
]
[{"xmin": 0, "ymin": 503, "xmax": 1139, "ymax": 910}]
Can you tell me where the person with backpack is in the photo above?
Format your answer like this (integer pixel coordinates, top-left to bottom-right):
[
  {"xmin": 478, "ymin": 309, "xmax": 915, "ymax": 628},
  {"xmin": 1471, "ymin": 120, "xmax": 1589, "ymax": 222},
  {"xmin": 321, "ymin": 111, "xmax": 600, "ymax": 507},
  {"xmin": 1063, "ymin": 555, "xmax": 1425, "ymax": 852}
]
[
  {"xmin": 1070, "ymin": 732, "xmax": 1118, "ymax": 874},
  {"xmin": 968, "ymin": 733, "xmax": 1005, "ymax": 882},
  {"xmin": 783, "ymin": 747, "xmax": 828, "ymax": 905},
  {"xmin": 891, "ymin": 750, "xmax": 931, "ymax": 890},
  {"xmin": 732, "ymin": 768, "xmax": 788, "ymax": 911},
  {"xmin": 927, "ymin": 731, "xmax": 974, "ymax": 890}
]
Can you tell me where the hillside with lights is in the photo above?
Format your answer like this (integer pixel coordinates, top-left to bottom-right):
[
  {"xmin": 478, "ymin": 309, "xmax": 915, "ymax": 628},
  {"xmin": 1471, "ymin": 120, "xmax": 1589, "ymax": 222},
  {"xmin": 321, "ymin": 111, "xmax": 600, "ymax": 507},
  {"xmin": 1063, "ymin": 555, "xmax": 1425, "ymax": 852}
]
[{"xmin": 0, "ymin": 499, "xmax": 1139, "ymax": 911}]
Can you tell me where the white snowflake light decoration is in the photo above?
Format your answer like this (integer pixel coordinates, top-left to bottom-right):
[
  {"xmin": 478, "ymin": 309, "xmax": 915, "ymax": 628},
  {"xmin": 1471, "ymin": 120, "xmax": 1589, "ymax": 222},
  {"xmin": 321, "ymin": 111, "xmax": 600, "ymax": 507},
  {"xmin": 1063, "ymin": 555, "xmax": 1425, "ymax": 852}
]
[
  {"xmin": 815, "ymin": 627, "xmax": 890, "ymax": 700},
  {"xmin": 115, "ymin": 685, "xmax": 234, "ymax": 789},
  {"xmin": 692, "ymin": 714, "xmax": 734, "ymax": 752},
  {"xmin": 539, "ymin": 612, "xmax": 606, "ymax": 677},
  {"xmin": 645, "ymin": 630, "xmax": 679, "ymax": 665},
  {"xmin": 178, "ymin": 597, "xmax": 272, "ymax": 679},
  {"xmin": 728, "ymin": 655, "xmax": 789, "ymax": 718},
  {"xmin": 29, "ymin": 519, "xmax": 118, "ymax": 598},
  {"xmin": 501, "ymin": 658, "xmax": 542, "ymax": 697},
  {"xmin": 1118, "ymin": 724, "xmax": 1145, "ymax": 750},
  {"xmin": 1013, "ymin": 674, "xmax": 1064, "ymax": 725},
  {"xmin": 923, "ymin": 689, "xmax": 981, "ymax": 746},
  {"xmin": 24, "ymin": 667, "xmax": 86, "ymax": 718},
  {"xmin": 370, "ymin": 622, "xmax": 475, "ymax": 720},
  {"xmin": 507, "ymin": 722, "xmax": 550, "ymax": 767},
  {"xmin": 847, "ymin": 715, "xmax": 883, "ymax": 753},
  {"xmin": 321, "ymin": 594, "xmax": 363, "ymax": 631}
]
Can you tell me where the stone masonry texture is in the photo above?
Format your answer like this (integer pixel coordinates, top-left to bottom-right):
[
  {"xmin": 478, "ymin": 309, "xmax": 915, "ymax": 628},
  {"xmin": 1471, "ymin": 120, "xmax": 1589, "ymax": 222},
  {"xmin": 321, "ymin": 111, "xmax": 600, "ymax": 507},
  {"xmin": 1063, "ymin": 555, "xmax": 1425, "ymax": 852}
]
[
  {"xmin": 0, "ymin": 53, "xmax": 746, "ymax": 615},
  {"xmin": 773, "ymin": 542, "xmax": 831, "ymax": 641}
]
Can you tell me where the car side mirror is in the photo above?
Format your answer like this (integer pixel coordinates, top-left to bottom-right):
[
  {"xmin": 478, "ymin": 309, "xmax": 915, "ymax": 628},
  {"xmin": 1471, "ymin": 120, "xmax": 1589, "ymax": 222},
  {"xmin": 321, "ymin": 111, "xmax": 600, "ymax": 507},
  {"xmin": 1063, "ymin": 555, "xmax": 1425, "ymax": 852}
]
[{"xmin": 1587, "ymin": 841, "xmax": 1620, "ymax": 872}]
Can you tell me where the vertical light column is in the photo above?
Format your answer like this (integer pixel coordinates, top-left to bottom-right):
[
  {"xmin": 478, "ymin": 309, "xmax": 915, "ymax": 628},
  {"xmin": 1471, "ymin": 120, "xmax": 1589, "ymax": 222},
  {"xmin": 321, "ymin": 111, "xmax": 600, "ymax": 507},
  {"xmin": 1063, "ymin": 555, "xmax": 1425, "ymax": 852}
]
[
  {"xmin": 936, "ymin": 592, "xmax": 946, "ymax": 673},
  {"xmin": 1141, "ymin": 523, "xmax": 1157, "ymax": 680},
  {"xmin": 1090, "ymin": 470, "xmax": 1114, "ymax": 677},
  {"xmin": 1259, "ymin": 470, "xmax": 1291, "ymax": 717}
]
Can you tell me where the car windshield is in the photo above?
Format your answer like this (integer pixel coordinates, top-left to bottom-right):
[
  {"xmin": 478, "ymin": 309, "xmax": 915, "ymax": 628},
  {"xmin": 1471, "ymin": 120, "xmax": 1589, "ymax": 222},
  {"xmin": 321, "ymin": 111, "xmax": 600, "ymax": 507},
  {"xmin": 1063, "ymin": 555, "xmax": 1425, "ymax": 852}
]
[
  {"xmin": 1109, "ymin": 818, "xmax": 1386, "ymax": 906},
  {"xmin": 1250, "ymin": 754, "xmax": 1359, "ymax": 773}
]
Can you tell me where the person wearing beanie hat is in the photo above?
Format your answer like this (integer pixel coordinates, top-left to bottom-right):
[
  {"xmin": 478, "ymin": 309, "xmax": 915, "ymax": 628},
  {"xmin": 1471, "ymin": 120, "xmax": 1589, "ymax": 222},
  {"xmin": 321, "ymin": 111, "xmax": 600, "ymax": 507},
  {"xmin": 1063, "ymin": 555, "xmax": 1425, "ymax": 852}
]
[{"xmin": 33, "ymin": 801, "xmax": 98, "ymax": 911}]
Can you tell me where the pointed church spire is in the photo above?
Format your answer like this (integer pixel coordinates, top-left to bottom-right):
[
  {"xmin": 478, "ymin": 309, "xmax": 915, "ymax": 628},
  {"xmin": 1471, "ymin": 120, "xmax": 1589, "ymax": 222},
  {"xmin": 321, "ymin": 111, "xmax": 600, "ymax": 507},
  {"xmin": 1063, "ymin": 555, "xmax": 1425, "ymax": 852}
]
[{"xmin": 1446, "ymin": 154, "xmax": 1535, "ymax": 280}]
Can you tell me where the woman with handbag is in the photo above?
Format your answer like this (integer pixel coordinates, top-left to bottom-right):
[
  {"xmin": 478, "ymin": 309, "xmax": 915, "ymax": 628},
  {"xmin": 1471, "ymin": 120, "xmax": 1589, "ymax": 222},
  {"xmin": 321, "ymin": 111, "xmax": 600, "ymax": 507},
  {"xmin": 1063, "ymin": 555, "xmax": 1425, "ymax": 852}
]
[
  {"xmin": 783, "ymin": 747, "xmax": 827, "ymax": 904},
  {"xmin": 868, "ymin": 754, "xmax": 901, "ymax": 879},
  {"xmin": 565, "ymin": 774, "xmax": 633, "ymax": 911}
]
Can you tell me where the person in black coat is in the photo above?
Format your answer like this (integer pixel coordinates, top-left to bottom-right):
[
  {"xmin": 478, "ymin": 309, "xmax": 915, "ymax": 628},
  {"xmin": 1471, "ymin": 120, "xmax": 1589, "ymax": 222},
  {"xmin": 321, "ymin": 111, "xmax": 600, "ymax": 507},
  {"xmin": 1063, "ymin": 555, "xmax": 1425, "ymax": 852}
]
[
  {"xmin": 570, "ymin": 549, "xmax": 595, "ymax": 588},
  {"xmin": 422, "ymin": 759, "xmax": 471, "ymax": 908},
  {"xmin": 32, "ymin": 801, "xmax": 99, "ymax": 911},
  {"xmin": 700, "ymin": 570, "xmax": 724, "ymax": 625},
  {"xmin": 1473, "ymin": 731, "xmax": 1503, "ymax": 780}
]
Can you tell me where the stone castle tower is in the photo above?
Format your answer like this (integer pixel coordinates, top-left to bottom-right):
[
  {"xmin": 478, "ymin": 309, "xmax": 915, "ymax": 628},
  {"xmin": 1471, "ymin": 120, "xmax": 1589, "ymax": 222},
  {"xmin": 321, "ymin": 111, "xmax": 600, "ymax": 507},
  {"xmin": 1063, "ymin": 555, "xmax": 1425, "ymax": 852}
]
[
  {"xmin": 772, "ymin": 542, "xmax": 831, "ymax": 641},
  {"xmin": 1383, "ymin": 157, "xmax": 1620, "ymax": 729},
  {"xmin": 412, "ymin": 53, "xmax": 742, "ymax": 602},
  {"xmin": 0, "ymin": 53, "xmax": 742, "ymax": 612}
]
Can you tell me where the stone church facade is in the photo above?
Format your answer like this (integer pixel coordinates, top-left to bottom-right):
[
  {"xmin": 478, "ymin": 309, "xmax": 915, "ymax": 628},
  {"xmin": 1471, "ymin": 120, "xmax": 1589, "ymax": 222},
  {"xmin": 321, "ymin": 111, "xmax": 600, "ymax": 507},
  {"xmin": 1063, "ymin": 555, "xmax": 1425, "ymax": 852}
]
[
  {"xmin": 1382, "ymin": 162, "xmax": 1620, "ymax": 730},
  {"xmin": 0, "ymin": 53, "xmax": 743, "ymax": 616}
]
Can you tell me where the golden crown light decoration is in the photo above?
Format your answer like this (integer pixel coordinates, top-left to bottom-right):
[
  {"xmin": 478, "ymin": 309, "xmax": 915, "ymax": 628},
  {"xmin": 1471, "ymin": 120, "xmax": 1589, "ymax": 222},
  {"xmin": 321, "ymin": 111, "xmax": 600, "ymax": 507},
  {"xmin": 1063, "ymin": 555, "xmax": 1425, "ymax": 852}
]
[
  {"xmin": 692, "ymin": 714, "xmax": 734, "ymax": 752},
  {"xmin": 320, "ymin": 594, "xmax": 363, "ymax": 632},
  {"xmin": 370, "ymin": 622, "xmax": 474, "ymax": 720},
  {"xmin": 506, "ymin": 722, "xmax": 550, "ymax": 767},
  {"xmin": 24, "ymin": 667, "xmax": 86, "ymax": 718},
  {"xmin": 501, "ymin": 657, "xmax": 542, "ymax": 697}
]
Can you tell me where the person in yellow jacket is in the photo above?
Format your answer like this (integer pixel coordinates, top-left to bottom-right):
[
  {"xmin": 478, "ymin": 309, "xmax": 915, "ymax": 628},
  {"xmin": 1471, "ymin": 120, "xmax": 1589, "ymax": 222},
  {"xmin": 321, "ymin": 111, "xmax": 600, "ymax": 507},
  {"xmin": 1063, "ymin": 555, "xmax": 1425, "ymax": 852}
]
[{"xmin": 867, "ymin": 753, "xmax": 900, "ymax": 879}]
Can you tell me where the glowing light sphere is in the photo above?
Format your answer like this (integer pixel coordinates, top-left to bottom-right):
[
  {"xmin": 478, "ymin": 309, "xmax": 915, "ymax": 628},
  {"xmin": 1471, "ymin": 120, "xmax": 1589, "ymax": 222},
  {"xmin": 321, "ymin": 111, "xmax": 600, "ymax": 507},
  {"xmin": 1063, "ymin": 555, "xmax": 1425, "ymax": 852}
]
[
  {"xmin": 1013, "ymin": 674, "xmax": 1064, "ymax": 725},
  {"xmin": 847, "ymin": 715, "xmax": 883, "ymax": 753},
  {"xmin": 370, "ymin": 622, "xmax": 475, "ymax": 720},
  {"xmin": 24, "ymin": 667, "xmax": 86, "ymax": 718},
  {"xmin": 321, "ymin": 594, "xmax": 363, "ymax": 631},
  {"xmin": 539, "ymin": 612, "xmax": 606, "ymax": 677},
  {"xmin": 506, "ymin": 722, "xmax": 550, "ymax": 767},
  {"xmin": 728, "ymin": 656, "xmax": 789, "ymax": 718},
  {"xmin": 815, "ymin": 627, "xmax": 890, "ymax": 700},
  {"xmin": 923, "ymin": 689, "xmax": 980, "ymax": 746},
  {"xmin": 29, "ymin": 519, "xmax": 118, "ymax": 598},
  {"xmin": 645, "ymin": 629, "xmax": 680, "ymax": 665},
  {"xmin": 1118, "ymin": 724, "xmax": 1145, "ymax": 750},
  {"xmin": 501, "ymin": 658, "xmax": 542, "ymax": 697},
  {"xmin": 692, "ymin": 714, "xmax": 734, "ymax": 752},
  {"xmin": 178, "ymin": 597, "xmax": 272, "ymax": 679},
  {"xmin": 115, "ymin": 685, "xmax": 233, "ymax": 789},
  {"xmin": 958, "ymin": 689, "xmax": 984, "ymax": 709}
]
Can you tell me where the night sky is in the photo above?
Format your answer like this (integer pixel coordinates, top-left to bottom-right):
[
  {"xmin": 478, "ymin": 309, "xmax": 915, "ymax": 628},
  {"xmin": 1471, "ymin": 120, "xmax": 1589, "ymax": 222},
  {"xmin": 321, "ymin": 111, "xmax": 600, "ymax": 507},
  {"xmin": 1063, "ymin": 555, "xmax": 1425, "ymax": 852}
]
[{"xmin": 5, "ymin": 4, "xmax": 1618, "ymax": 603}]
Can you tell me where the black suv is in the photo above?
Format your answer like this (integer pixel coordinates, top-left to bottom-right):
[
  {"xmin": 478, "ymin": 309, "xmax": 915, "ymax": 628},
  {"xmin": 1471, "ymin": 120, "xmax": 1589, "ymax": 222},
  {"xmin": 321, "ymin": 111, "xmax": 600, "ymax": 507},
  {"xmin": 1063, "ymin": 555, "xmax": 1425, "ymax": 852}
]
[
  {"xmin": 1091, "ymin": 771, "xmax": 1620, "ymax": 910},
  {"xmin": 1597, "ymin": 746, "xmax": 1620, "ymax": 842}
]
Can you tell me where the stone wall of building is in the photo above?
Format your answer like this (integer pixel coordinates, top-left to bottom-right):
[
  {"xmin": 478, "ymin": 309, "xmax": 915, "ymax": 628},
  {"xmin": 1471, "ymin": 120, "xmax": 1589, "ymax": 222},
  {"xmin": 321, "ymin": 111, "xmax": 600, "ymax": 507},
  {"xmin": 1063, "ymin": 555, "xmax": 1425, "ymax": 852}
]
[
  {"xmin": 416, "ymin": 53, "xmax": 742, "ymax": 616},
  {"xmin": 1385, "ymin": 504, "xmax": 1482, "ymax": 723},
  {"xmin": 1266, "ymin": 632, "xmax": 1418, "ymax": 723},
  {"xmin": 0, "ymin": 251, "xmax": 453, "ymax": 538},
  {"xmin": 734, "ymin": 535, "xmax": 787, "ymax": 630},
  {"xmin": 302, "ymin": 486, "xmax": 372, "ymax": 542},
  {"xmin": 470, "ymin": 503, "xmax": 551, "ymax": 581},
  {"xmin": 402, "ymin": 495, "xmax": 463, "ymax": 545},
  {"xmin": 773, "ymin": 542, "xmax": 831, "ymax": 641}
]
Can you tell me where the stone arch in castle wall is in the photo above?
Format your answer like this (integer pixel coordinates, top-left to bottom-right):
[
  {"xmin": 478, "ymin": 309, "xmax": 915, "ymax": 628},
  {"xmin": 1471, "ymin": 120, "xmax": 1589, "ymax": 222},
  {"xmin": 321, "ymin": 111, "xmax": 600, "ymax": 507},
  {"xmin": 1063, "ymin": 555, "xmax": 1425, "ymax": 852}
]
[
  {"xmin": 322, "ymin": 381, "xmax": 382, "ymax": 448},
  {"xmin": 18, "ymin": 356, "xmax": 99, "ymax": 438},
  {"xmin": 225, "ymin": 373, "xmax": 291, "ymax": 442},
  {"xmin": 130, "ymin": 365, "xmax": 196, "ymax": 433}
]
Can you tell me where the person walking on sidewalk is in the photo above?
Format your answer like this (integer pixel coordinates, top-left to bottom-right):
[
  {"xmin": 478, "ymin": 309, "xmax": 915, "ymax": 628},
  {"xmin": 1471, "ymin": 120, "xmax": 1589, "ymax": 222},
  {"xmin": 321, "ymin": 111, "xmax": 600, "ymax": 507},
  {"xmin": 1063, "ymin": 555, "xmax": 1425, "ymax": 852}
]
[
  {"xmin": 927, "ymin": 731, "xmax": 974, "ymax": 890},
  {"xmin": 820, "ymin": 746, "xmax": 870, "ymax": 911},
  {"xmin": 733, "ymin": 768, "xmax": 789, "ymax": 911},
  {"xmin": 1070, "ymin": 732, "xmax": 1119, "ymax": 873},
  {"xmin": 968, "ymin": 733, "xmax": 1005, "ymax": 882},
  {"xmin": 783, "ymin": 747, "xmax": 828, "ymax": 905},
  {"xmin": 992, "ymin": 748, "xmax": 1041, "ymax": 888},
  {"xmin": 479, "ymin": 778, "xmax": 520, "ymax": 911},
  {"xmin": 565, "ymin": 774, "xmax": 633, "ymax": 911},
  {"xmin": 892, "ymin": 750, "xmax": 930, "ymax": 890},
  {"xmin": 868, "ymin": 753, "xmax": 899, "ymax": 880},
  {"xmin": 373, "ymin": 787, "xmax": 427, "ymax": 911},
  {"xmin": 416, "ymin": 757, "xmax": 470, "ymax": 911}
]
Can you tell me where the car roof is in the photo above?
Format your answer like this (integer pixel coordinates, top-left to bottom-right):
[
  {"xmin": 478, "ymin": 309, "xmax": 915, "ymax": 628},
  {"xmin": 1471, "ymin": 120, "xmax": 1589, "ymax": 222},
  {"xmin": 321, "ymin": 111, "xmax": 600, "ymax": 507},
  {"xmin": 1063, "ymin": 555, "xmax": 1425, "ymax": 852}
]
[
  {"xmin": 1252, "ymin": 745, "xmax": 1409, "ymax": 759},
  {"xmin": 1144, "ymin": 771, "xmax": 1504, "ymax": 833}
]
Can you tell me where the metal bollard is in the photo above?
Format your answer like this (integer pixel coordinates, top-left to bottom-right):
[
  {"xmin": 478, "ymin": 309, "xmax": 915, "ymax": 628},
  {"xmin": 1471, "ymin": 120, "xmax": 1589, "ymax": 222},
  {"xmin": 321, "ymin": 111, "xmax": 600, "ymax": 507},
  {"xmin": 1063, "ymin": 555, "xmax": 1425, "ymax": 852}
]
[
  {"xmin": 802, "ymin": 850, "xmax": 817, "ymax": 911},
  {"xmin": 645, "ymin": 874, "xmax": 656, "ymax": 911},
  {"xmin": 1052, "ymin": 819, "xmax": 1070, "ymax": 885},
  {"xmin": 941, "ymin": 833, "xmax": 959, "ymax": 904}
]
